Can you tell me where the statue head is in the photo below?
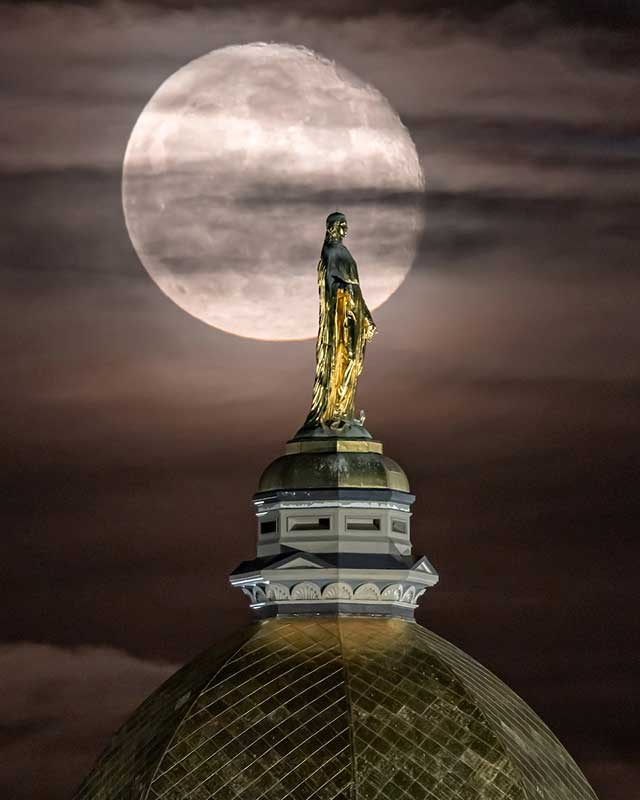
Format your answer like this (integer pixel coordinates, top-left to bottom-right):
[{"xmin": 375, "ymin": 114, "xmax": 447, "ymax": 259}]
[{"xmin": 326, "ymin": 212, "xmax": 348, "ymax": 242}]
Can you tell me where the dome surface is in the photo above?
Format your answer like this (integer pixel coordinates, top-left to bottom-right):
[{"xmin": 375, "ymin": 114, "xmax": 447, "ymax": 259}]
[
  {"xmin": 75, "ymin": 617, "xmax": 595, "ymax": 800},
  {"xmin": 258, "ymin": 451, "xmax": 410, "ymax": 492}
]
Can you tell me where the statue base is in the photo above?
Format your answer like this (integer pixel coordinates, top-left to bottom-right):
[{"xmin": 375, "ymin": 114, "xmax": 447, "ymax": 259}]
[{"xmin": 292, "ymin": 419, "xmax": 373, "ymax": 441}]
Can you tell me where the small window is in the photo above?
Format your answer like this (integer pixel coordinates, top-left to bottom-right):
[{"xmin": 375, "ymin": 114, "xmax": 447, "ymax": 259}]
[
  {"xmin": 288, "ymin": 516, "xmax": 331, "ymax": 531},
  {"xmin": 346, "ymin": 518, "xmax": 381, "ymax": 531},
  {"xmin": 391, "ymin": 520, "xmax": 407, "ymax": 534},
  {"xmin": 260, "ymin": 519, "xmax": 277, "ymax": 534}
]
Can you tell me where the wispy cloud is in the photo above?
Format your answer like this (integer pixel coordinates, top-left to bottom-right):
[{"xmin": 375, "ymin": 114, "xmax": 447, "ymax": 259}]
[{"xmin": 0, "ymin": 642, "xmax": 176, "ymax": 800}]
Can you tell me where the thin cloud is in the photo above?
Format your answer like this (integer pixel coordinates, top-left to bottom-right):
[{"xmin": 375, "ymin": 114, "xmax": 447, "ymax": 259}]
[{"xmin": 0, "ymin": 643, "xmax": 176, "ymax": 800}]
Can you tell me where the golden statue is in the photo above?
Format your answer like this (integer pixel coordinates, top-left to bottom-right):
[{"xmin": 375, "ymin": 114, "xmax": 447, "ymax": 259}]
[{"xmin": 304, "ymin": 212, "xmax": 377, "ymax": 432}]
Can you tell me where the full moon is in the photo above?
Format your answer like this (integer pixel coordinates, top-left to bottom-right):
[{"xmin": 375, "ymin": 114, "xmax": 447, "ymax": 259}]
[{"xmin": 123, "ymin": 43, "xmax": 424, "ymax": 340}]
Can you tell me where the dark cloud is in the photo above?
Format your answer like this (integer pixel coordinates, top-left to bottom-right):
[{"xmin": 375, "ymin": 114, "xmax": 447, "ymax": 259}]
[
  {"xmin": 578, "ymin": 29, "xmax": 640, "ymax": 71},
  {"xmin": 0, "ymin": 643, "xmax": 175, "ymax": 800},
  {"xmin": 420, "ymin": 188, "xmax": 640, "ymax": 272},
  {"xmin": 410, "ymin": 113, "xmax": 640, "ymax": 171},
  {"xmin": 7, "ymin": 1, "xmax": 640, "ymax": 33}
]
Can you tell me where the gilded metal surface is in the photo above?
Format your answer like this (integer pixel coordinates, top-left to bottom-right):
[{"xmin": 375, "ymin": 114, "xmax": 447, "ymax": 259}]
[
  {"xmin": 73, "ymin": 628, "xmax": 255, "ymax": 800},
  {"xmin": 75, "ymin": 618, "xmax": 597, "ymax": 800},
  {"xmin": 305, "ymin": 213, "xmax": 376, "ymax": 432},
  {"xmin": 258, "ymin": 452, "xmax": 410, "ymax": 493},
  {"xmin": 285, "ymin": 440, "xmax": 383, "ymax": 455}
]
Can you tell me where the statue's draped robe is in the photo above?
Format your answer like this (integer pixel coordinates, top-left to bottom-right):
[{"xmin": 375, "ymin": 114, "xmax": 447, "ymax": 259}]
[{"xmin": 305, "ymin": 239, "xmax": 375, "ymax": 428}]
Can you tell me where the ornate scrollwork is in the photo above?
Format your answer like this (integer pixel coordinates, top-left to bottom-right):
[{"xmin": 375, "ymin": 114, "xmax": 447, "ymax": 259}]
[
  {"xmin": 402, "ymin": 586, "xmax": 416, "ymax": 604},
  {"xmin": 244, "ymin": 579, "xmax": 425, "ymax": 608},
  {"xmin": 381, "ymin": 583, "xmax": 404, "ymax": 601},
  {"xmin": 266, "ymin": 583, "xmax": 290, "ymax": 601},
  {"xmin": 291, "ymin": 581, "xmax": 322, "ymax": 600},
  {"xmin": 322, "ymin": 582, "xmax": 353, "ymax": 600},
  {"xmin": 253, "ymin": 585, "xmax": 268, "ymax": 603},
  {"xmin": 354, "ymin": 583, "xmax": 381, "ymax": 600}
]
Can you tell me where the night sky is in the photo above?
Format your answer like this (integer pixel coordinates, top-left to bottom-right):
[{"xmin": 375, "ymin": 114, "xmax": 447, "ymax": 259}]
[{"xmin": 2, "ymin": 2, "xmax": 639, "ymax": 799}]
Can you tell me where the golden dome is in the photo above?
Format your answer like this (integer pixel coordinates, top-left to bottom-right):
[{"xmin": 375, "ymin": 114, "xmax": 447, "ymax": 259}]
[
  {"xmin": 258, "ymin": 439, "xmax": 410, "ymax": 493},
  {"xmin": 74, "ymin": 617, "xmax": 596, "ymax": 800}
]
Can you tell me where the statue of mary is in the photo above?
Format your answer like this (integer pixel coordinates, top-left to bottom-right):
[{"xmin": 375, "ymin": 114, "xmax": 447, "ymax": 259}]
[{"xmin": 303, "ymin": 212, "xmax": 377, "ymax": 433}]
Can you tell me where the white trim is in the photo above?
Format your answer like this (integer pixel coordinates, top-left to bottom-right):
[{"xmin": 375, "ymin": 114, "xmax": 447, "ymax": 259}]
[
  {"xmin": 254, "ymin": 500, "xmax": 412, "ymax": 512},
  {"xmin": 232, "ymin": 567, "xmax": 438, "ymax": 587},
  {"xmin": 229, "ymin": 574, "xmax": 264, "ymax": 586},
  {"xmin": 249, "ymin": 598, "xmax": 418, "ymax": 609},
  {"xmin": 260, "ymin": 567, "xmax": 438, "ymax": 586}
]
